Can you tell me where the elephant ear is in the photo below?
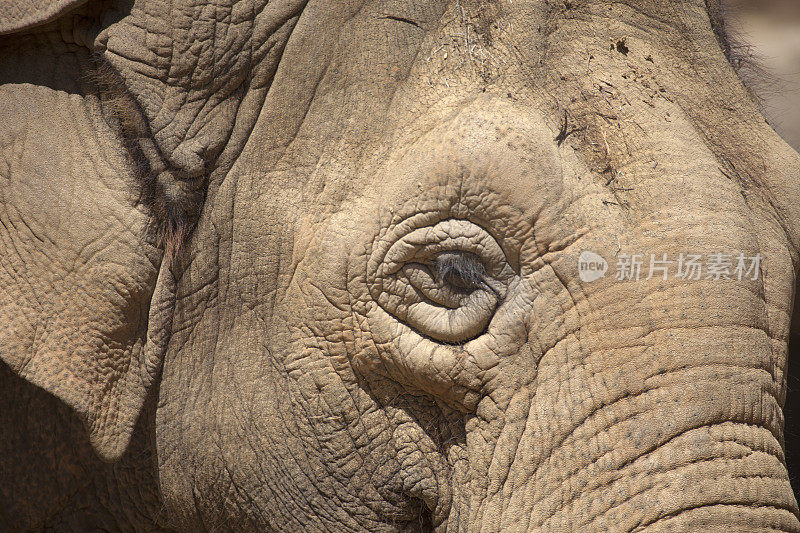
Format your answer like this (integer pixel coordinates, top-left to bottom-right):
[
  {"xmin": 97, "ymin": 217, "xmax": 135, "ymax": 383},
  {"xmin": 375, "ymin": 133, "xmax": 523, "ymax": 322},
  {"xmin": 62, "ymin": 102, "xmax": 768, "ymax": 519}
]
[
  {"xmin": 0, "ymin": 0, "xmax": 88, "ymax": 35},
  {"xmin": 0, "ymin": 3, "xmax": 173, "ymax": 462}
]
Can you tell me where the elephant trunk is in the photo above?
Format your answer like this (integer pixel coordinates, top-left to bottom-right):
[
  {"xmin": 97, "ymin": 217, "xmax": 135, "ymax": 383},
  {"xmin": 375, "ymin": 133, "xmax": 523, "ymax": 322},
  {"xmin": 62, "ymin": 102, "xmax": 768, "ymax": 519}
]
[{"xmin": 443, "ymin": 325, "xmax": 800, "ymax": 532}]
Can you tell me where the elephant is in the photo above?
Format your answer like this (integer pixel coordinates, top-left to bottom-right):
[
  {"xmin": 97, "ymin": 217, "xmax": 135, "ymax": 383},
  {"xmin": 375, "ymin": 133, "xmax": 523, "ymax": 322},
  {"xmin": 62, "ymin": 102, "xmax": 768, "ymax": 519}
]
[{"xmin": 1, "ymin": 0, "xmax": 800, "ymax": 530}]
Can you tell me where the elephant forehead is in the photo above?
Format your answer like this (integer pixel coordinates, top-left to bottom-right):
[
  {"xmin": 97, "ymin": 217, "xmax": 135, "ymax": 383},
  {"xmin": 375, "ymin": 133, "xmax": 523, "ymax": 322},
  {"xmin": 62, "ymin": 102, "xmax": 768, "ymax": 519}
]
[
  {"xmin": 367, "ymin": 97, "xmax": 567, "ymax": 227},
  {"xmin": 223, "ymin": 0, "xmax": 772, "ymax": 208}
]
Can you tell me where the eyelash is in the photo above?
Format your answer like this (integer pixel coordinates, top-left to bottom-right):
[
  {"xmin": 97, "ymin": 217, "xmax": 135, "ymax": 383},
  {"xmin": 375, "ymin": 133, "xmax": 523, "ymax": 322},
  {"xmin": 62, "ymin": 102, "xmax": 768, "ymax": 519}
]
[{"xmin": 431, "ymin": 252, "xmax": 487, "ymax": 291}]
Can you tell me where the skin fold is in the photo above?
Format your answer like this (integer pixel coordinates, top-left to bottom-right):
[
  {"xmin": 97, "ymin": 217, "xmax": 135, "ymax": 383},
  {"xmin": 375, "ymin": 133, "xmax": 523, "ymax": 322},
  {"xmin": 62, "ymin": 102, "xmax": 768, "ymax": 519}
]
[{"xmin": 1, "ymin": 0, "xmax": 799, "ymax": 531}]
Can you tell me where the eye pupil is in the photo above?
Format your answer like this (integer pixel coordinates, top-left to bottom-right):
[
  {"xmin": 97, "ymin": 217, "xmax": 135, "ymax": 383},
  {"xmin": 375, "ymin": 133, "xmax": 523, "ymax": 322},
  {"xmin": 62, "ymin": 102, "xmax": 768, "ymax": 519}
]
[{"xmin": 434, "ymin": 252, "xmax": 486, "ymax": 292}]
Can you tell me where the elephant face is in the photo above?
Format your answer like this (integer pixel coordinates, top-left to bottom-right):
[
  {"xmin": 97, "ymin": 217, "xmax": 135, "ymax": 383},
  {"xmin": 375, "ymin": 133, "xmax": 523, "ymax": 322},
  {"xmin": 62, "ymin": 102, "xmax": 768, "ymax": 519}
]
[{"xmin": 2, "ymin": 0, "xmax": 800, "ymax": 531}]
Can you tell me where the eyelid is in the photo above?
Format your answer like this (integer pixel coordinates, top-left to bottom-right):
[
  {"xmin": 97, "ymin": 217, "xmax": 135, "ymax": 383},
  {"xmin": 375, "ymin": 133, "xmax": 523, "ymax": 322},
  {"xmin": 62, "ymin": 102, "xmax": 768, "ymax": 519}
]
[
  {"xmin": 380, "ymin": 220, "xmax": 509, "ymax": 280},
  {"xmin": 368, "ymin": 218, "xmax": 516, "ymax": 343},
  {"xmin": 401, "ymin": 263, "xmax": 464, "ymax": 309}
]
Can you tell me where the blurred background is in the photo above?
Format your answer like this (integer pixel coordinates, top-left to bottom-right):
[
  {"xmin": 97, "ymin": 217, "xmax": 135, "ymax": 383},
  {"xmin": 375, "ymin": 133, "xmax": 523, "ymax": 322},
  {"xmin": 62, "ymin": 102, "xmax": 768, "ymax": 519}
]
[{"xmin": 724, "ymin": 0, "xmax": 800, "ymax": 149}]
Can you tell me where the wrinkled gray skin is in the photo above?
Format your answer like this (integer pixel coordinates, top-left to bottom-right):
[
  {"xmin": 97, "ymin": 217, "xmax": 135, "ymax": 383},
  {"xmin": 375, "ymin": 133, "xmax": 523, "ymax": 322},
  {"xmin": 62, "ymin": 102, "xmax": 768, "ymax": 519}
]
[{"xmin": 2, "ymin": 0, "xmax": 800, "ymax": 530}]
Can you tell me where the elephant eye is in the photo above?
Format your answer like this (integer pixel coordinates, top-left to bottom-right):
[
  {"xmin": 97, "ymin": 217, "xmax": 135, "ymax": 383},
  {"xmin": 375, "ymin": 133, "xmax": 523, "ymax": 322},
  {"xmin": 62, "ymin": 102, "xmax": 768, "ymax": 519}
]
[
  {"xmin": 433, "ymin": 251, "xmax": 486, "ymax": 293},
  {"xmin": 368, "ymin": 219, "xmax": 514, "ymax": 343}
]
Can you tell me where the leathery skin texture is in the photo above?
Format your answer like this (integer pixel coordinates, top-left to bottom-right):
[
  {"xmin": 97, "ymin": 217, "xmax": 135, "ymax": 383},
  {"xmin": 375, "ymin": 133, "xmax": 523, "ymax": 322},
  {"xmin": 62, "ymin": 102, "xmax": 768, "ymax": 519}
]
[{"xmin": 1, "ymin": 0, "xmax": 800, "ymax": 531}]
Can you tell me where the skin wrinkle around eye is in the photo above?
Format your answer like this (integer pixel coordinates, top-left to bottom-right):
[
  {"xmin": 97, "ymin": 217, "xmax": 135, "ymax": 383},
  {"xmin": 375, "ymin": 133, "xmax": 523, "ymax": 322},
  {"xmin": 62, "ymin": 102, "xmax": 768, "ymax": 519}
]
[
  {"xmin": 402, "ymin": 263, "xmax": 464, "ymax": 309},
  {"xmin": 369, "ymin": 218, "xmax": 516, "ymax": 344}
]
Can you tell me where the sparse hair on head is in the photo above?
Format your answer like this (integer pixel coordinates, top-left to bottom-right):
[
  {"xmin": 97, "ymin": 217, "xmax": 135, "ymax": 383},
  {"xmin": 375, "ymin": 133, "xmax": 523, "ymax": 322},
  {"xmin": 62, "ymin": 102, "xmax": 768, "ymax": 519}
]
[
  {"xmin": 86, "ymin": 54, "xmax": 205, "ymax": 268},
  {"xmin": 706, "ymin": 0, "xmax": 781, "ymax": 106}
]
